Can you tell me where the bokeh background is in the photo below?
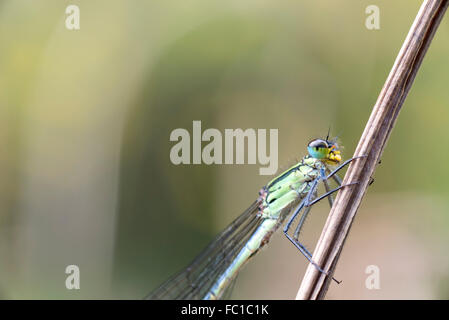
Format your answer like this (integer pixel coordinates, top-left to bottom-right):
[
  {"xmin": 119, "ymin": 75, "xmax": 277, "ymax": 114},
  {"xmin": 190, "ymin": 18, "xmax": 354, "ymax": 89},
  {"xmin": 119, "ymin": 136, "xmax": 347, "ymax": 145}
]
[{"xmin": 1, "ymin": 0, "xmax": 449, "ymax": 299}]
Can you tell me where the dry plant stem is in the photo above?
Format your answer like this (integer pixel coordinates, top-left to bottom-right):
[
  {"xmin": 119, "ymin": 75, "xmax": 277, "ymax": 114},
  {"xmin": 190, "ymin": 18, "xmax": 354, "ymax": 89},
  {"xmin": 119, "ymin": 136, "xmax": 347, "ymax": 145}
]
[{"xmin": 297, "ymin": 0, "xmax": 449, "ymax": 300}]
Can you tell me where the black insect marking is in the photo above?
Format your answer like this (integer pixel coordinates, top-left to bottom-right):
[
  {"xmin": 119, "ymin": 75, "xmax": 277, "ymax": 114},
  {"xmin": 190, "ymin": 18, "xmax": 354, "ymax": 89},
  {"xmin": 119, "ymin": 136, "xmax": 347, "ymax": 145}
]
[{"xmin": 267, "ymin": 160, "xmax": 305, "ymax": 189}]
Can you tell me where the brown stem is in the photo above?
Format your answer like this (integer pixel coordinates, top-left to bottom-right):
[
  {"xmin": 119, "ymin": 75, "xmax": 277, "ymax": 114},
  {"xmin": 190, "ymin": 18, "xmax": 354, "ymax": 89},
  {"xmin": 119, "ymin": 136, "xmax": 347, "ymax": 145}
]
[{"xmin": 296, "ymin": 0, "xmax": 449, "ymax": 300}]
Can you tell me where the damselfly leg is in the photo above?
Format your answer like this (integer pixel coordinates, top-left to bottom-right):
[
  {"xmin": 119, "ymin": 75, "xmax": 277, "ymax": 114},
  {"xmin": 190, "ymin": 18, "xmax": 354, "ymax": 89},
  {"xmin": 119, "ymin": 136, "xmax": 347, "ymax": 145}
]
[
  {"xmin": 283, "ymin": 156, "xmax": 362, "ymax": 283},
  {"xmin": 326, "ymin": 155, "xmax": 366, "ymax": 180}
]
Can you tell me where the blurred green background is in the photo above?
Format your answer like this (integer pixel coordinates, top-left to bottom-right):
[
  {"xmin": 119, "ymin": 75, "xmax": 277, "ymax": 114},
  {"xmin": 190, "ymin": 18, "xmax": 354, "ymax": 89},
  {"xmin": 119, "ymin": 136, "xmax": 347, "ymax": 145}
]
[{"xmin": 1, "ymin": 0, "xmax": 449, "ymax": 299}]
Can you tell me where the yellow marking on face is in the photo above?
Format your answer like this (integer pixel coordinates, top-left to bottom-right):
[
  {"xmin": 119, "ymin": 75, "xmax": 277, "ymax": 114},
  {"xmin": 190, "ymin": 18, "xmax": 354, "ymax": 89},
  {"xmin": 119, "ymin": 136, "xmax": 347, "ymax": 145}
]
[{"xmin": 327, "ymin": 150, "xmax": 341, "ymax": 163}]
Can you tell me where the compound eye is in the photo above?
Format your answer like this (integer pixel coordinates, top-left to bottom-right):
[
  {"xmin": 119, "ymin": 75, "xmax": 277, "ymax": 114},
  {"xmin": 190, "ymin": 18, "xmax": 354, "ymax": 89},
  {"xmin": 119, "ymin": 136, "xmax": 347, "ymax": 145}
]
[{"xmin": 308, "ymin": 139, "xmax": 328, "ymax": 150}]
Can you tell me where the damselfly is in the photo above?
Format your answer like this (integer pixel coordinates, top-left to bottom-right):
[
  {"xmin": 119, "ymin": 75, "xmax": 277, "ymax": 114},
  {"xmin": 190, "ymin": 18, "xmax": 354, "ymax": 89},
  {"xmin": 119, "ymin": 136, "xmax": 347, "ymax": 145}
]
[{"xmin": 147, "ymin": 137, "xmax": 359, "ymax": 300}]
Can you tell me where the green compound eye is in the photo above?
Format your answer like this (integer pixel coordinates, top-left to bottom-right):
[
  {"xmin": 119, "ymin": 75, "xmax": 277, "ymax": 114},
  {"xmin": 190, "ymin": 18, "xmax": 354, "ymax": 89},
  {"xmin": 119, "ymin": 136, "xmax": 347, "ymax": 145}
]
[{"xmin": 307, "ymin": 139, "xmax": 329, "ymax": 159}]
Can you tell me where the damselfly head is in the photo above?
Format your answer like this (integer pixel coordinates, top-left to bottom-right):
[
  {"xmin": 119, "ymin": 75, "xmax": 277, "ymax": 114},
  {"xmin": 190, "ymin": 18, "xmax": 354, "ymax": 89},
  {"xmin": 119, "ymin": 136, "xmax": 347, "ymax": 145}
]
[{"xmin": 307, "ymin": 138, "xmax": 341, "ymax": 164}]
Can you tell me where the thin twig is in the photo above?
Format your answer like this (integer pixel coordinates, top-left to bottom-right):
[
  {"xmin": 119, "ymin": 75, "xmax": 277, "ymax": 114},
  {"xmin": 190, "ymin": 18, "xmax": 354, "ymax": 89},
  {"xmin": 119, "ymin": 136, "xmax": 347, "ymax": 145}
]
[{"xmin": 297, "ymin": 0, "xmax": 449, "ymax": 300}]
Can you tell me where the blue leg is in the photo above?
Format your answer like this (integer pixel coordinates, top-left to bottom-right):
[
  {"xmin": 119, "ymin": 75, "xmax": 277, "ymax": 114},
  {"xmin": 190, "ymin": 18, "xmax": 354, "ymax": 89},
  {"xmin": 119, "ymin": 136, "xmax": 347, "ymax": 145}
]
[
  {"xmin": 306, "ymin": 181, "xmax": 358, "ymax": 207},
  {"xmin": 283, "ymin": 179, "xmax": 341, "ymax": 283},
  {"xmin": 323, "ymin": 178, "xmax": 334, "ymax": 208},
  {"xmin": 294, "ymin": 168, "xmax": 344, "ymax": 241},
  {"xmin": 326, "ymin": 155, "xmax": 366, "ymax": 180},
  {"xmin": 293, "ymin": 203, "xmax": 313, "ymax": 241}
]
